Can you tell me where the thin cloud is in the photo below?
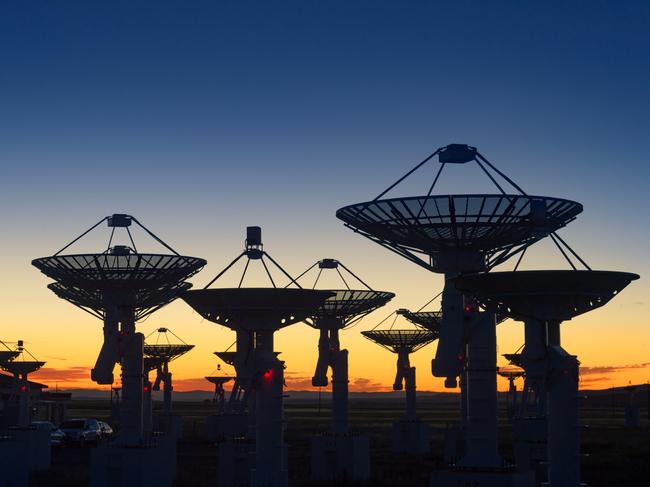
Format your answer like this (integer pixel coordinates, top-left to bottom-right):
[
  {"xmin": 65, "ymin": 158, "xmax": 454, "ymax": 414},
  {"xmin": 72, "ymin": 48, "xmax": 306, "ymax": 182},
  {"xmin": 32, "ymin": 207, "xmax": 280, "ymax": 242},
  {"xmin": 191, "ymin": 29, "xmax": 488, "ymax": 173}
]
[
  {"xmin": 350, "ymin": 377, "xmax": 388, "ymax": 392},
  {"xmin": 31, "ymin": 366, "xmax": 91, "ymax": 382},
  {"xmin": 580, "ymin": 363, "xmax": 650, "ymax": 375}
]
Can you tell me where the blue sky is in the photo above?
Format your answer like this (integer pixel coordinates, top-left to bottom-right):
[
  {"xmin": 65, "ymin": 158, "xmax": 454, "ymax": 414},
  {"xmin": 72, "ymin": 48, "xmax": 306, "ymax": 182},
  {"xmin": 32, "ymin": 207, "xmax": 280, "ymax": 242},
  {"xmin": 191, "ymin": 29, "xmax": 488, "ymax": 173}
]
[{"xmin": 0, "ymin": 1, "xmax": 648, "ymax": 390}]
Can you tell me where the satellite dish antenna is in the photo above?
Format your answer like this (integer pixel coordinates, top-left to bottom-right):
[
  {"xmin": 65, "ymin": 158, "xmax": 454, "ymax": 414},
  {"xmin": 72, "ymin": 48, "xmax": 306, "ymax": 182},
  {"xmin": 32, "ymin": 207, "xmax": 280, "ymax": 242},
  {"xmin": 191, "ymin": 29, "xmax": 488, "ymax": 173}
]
[
  {"xmin": 362, "ymin": 311, "xmax": 437, "ymax": 454},
  {"xmin": 144, "ymin": 327, "xmax": 194, "ymax": 436},
  {"xmin": 337, "ymin": 144, "xmax": 584, "ymax": 476},
  {"xmin": 32, "ymin": 215, "xmax": 206, "ymax": 450},
  {"xmin": 181, "ymin": 227, "xmax": 333, "ymax": 486},
  {"xmin": 0, "ymin": 341, "xmax": 45, "ymax": 427},
  {"xmin": 205, "ymin": 376, "xmax": 234, "ymax": 411},
  {"xmin": 497, "ymin": 369, "xmax": 525, "ymax": 423},
  {"xmin": 294, "ymin": 258, "xmax": 393, "ymax": 481},
  {"xmin": 454, "ymin": 239, "xmax": 639, "ymax": 487}
]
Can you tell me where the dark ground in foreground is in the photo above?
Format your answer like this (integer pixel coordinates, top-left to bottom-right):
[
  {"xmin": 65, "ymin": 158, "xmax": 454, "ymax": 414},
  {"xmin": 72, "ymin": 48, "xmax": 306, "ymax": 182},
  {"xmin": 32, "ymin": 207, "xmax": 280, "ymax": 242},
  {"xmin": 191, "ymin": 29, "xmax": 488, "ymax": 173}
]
[{"xmin": 31, "ymin": 395, "xmax": 649, "ymax": 486}]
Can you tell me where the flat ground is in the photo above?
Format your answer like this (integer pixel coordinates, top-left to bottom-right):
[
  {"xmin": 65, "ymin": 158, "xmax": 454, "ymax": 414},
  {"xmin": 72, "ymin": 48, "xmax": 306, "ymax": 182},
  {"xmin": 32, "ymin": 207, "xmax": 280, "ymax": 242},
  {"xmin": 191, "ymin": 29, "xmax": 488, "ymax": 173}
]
[{"xmin": 31, "ymin": 395, "xmax": 649, "ymax": 486}]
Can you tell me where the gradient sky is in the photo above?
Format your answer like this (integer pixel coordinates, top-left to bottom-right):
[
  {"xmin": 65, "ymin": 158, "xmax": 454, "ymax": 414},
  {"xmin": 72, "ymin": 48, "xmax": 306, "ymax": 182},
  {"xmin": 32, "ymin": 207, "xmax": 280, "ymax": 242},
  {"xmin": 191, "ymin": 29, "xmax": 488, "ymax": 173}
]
[{"xmin": 1, "ymin": 1, "xmax": 648, "ymax": 393}]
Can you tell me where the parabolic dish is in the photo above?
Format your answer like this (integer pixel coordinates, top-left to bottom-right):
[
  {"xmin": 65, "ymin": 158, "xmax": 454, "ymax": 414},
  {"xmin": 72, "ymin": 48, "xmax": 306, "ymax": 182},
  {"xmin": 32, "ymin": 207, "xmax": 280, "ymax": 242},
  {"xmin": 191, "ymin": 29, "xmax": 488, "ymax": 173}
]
[
  {"xmin": 498, "ymin": 370, "xmax": 525, "ymax": 379},
  {"xmin": 32, "ymin": 254, "xmax": 206, "ymax": 292},
  {"xmin": 453, "ymin": 270, "xmax": 640, "ymax": 321},
  {"xmin": 144, "ymin": 344, "xmax": 194, "ymax": 361},
  {"xmin": 205, "ymin": 376, "xmax": 234, "ymax": 385},
  {"xmin": 0, "ymin": 361, "xmax": 45, "ymax": 376},
  {"xmin": 48, "ymin": 281, "xmax": 193, "ymax": 320},
  {"xmin": 214, "ymin": 351, "xmax": 237, "ymax": 365},
  {"xmin": 308, "ymin": 289, "xmax": 395, "ymax": 327},
  {"xmin": 214, "ymin": 351, "xmax": 280, "ymax": 366},
  {"xmin": 182, "ymin": 288, "xmax": 334, "ymax": 331},
  {"xmin": 503, "ymin": 353, "xmax": 523, "ymax": 367},
  {"xmin": 0, "ymin": 351, "xmax": 20, "ymax": 363},
  {"xmin": 361, "ymin": 329, "xmax": 437, "ymax": 353},
  {"xmin": 398, "ymin": 310, "xmax": 442, "ymax": 332},
  {"xmin": 336, "ymin": 194, "xmax": 582, "ymax": 253}
]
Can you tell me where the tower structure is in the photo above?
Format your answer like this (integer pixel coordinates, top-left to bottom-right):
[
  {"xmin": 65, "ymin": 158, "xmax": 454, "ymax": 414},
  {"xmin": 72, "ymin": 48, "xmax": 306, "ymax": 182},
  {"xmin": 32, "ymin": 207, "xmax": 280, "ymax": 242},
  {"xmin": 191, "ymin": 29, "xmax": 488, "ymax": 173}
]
[
  {"xmin": 144, "ymin": 327, "xmax": 194, "ymax": 437},
  {"xmin": 205, "ymin": 376, "xmax": 233, "ymax": 412},
  {"xmin": 0, "ymin": 340, "xmax": 51, "ymax": 476},
  {"xmin": 0, "ymin": 341, "xmax": 45, "ymax": 428},
  {"xmin": 497, "ymin": 370, "xmax": 525, "ymax": 423},
  {"xmin": 398, "ymin": 301, "xmax": 508, "ymax": 461},
  {"xmin": 204, "ymin": 350, "xmax": 253, "ymax": 443},
  {"xmin": 32, "ymin": 214, "xmax": 205, "ymax": 487},
  {"xmin": 362, "ymin": 314, "xmax": 437, "ymax": 454},
  {"xmin": 181, "ymin": 226, "xmax": 333, "ymax": 487},
  {"xmin": 294, "ymin": 258, "xmax": 394, "ymax": 481},
  {"xmin": 455, "ymin": 269, "xmax": 638, "ymax": 487},
  {"xmin": 337, "ymin": 143, "xmax": 581, "ymax": 485}
]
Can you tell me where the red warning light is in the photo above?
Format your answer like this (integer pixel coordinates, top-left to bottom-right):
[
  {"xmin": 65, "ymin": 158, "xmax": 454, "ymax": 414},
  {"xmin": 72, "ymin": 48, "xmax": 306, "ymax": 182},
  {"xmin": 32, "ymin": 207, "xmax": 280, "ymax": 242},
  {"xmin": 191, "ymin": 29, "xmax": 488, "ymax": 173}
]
[
  {"xmin": 464, "ymin": 305, "xmax": 474, "ymax": 313},
  {"xmin": 262, "ymin": 369, "xmax": 274, "ymax": 381},
  {"xmin": 143, "ymin": 385, "xmax": 150, "ymax": 392},
  {"xmin": 20, "ymin": 385, "xmax": 27, "ymax": 392}
]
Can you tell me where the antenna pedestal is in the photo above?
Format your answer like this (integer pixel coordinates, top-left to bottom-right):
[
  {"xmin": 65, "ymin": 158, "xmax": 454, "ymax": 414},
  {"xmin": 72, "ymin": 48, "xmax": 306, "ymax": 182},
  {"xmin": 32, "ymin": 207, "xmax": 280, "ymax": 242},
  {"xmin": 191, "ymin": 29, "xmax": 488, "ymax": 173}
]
[
  {"xmin": 392, "ymin": 366, "xmax": 430, "ymax": 455},
  {"xmin": 251, "ymin": 352, "xmax": 287, "ymax": 487},
  {"xmin": 331, "ymin": 349, "xmax": 348, "ymax": 434},
  {"xmin": 16, "ymin": 376, "xmax": 30, "ymax": 428},
  {"xmin": 143, "ymin": 377, "xmax": 153, "ymax": 435},
  {"xmin": 163, "ymin": 371, "xmax": 173, "ymax": 415},
  {"xmin": 119, "ymin": 332, "xmax": 144, "ymax": 446},
  {"xmin": 547, "ymin": 347, "xmax": 580, "ymax": 487},
  {"xmin": 311, "ymin": 328, "xmax": 371, "ymax": 483},
  {"xmin": 459, "ymin": 312, "xmax": 501, "ymax": 468},
  {"xmin": 310, "ymin": 345, "xmax": 371, "ymax": 482}
]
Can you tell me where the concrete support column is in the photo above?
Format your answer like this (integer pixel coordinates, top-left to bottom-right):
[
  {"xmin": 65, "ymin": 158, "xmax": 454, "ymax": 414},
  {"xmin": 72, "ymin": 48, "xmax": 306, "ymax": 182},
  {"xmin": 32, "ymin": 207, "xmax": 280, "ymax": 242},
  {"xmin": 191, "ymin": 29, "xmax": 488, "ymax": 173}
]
[
  {"xmin": 461, "ymin": 313, "xmax": 500, "ymax": 468},
  {"xmin": 253, "ymin": 330, "xmax": 287, "ymax": 487},
  {"xmin": 405, "ymin": 365, "xmax": 417, "ymax": 421},
  {"xmin": 120, "ymin": 311, "xmax": 144, "ymax": 446},
  {"xmin": 143, "ymin": 376, "xmax": 153, "ymax": 434},
  {"xmin": 163, "ymin": 366, "xmax": 173, "ymax": 416},
  {"xmin": 547, "ymin": 338, "xmax": 580, "ymax": 487},
  {"xmin": 331, "ymin": 349, "xmax": 348, "ymax": 434},
  {"xmin": 17, "ymin": 374, "xmax": 30, "ymax": 427}
]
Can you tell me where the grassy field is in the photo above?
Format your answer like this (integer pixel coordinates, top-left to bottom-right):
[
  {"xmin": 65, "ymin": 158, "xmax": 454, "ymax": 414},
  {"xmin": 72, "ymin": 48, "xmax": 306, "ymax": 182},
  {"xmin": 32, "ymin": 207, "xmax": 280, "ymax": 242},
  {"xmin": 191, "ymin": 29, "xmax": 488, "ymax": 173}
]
[{"xmin": 31, "ymin": 395, "xmax": 649, "ymax": 486}]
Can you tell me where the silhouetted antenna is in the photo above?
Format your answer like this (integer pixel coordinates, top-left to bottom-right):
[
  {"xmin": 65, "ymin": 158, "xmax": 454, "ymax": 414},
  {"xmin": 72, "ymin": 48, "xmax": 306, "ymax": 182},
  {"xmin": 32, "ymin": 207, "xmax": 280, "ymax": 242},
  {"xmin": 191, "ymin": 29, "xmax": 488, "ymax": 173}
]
[
  {"xmin": 0, "ymin": 340, "xmax": 46, "ymax": 428},
  {"xmin": 32, "ymin": 213, "xmax": 206, "ymax": 448},
  {"xmin": 361, "ymin": 315, "xmax": 436, "ymax": 453},
  {"xmin": 295, "ymin": 258, "xmax": 393, "ymax": 476},
  {"xmin": 181, "ymin": 226, "xmax": 333, "ymax": 485},
  {"xmin": 338, "ymin": 144, "xmax": 583, "ymax": 272},
  {"xmin": 454, "ymin": 269, "xmax": 639, "ymax": 485}
]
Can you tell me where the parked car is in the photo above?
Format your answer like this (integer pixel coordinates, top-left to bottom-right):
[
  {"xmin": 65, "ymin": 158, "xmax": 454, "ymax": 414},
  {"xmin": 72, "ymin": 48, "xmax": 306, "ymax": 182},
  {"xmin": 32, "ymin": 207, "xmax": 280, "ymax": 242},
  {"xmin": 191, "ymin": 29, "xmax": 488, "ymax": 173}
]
[
  {"xmin": 30, "ymin": 421, "xmax": 66, "ymax": 446},
  {"xmin": 59, "ymin": 418, "xmax": 102, "ymax": 447},
  {"xmin": 98, "ymin": 421, "xmax": 113, "ymax": 440}
]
